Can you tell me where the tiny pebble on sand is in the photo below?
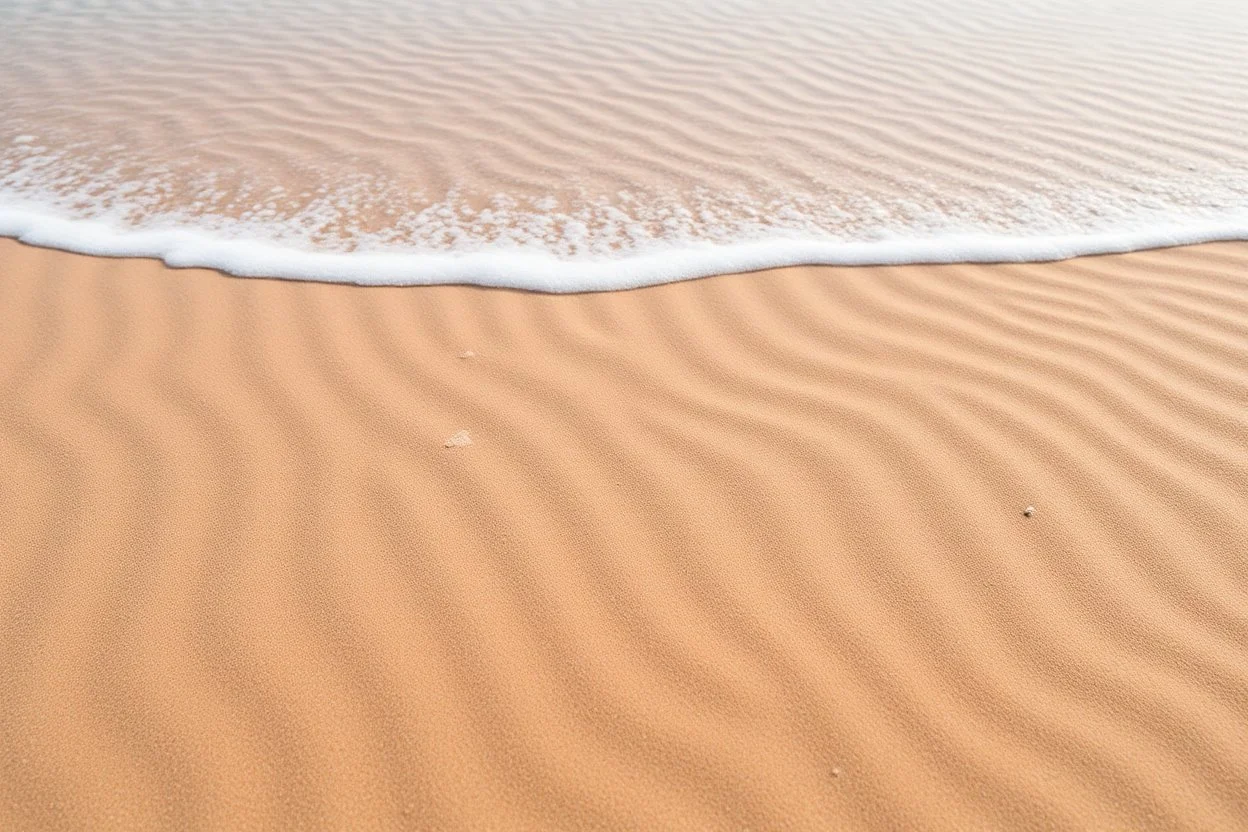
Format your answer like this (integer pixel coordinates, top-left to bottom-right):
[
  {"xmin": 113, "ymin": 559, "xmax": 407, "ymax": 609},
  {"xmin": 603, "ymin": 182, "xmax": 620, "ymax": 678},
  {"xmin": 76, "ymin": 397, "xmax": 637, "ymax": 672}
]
[{"xmin": 444, "ymin": 430, "xmax": 472, "ymax": 448}]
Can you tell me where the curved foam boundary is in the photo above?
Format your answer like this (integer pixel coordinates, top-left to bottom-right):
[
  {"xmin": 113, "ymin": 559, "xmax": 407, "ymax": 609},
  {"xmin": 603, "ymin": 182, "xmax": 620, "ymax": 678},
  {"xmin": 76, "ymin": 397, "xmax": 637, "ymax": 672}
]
[{"xmin": 3, "ymin": 205, "xmax": 1248, "ymax": 292}]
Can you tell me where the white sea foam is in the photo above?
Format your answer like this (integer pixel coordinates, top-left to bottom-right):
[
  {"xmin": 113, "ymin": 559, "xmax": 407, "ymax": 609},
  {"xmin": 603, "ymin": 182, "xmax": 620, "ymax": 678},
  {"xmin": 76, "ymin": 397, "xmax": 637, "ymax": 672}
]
[
  {"xmin": 2, "ymin": 0, "xmax": 1248, "ymax": 290},
  {"xmin": 4, "ymin": 203, "xmax": 1247, "ymax": 292}
]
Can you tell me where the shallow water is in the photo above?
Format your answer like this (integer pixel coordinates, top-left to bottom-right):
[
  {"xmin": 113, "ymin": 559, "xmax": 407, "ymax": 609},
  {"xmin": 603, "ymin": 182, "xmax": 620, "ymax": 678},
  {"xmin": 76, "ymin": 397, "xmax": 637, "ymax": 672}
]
[{"xmin": 2, "ymin": 0, "xmax": 1248, "ymax": 289}]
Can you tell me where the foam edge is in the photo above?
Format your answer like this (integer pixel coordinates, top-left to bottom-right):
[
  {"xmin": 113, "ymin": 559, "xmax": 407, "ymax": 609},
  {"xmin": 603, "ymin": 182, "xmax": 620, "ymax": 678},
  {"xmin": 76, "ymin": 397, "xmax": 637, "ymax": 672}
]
[{"xmin": 3, "ymin": 205, "xmax": 1247, "ymax": 293}]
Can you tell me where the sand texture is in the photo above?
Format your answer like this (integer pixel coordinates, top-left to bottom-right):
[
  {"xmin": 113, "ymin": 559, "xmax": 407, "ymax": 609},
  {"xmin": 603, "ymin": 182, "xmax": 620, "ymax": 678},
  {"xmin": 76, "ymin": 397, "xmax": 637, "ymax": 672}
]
[{"xmin": 2, "ymin": 239, "xmax": 1248, "ymax": 830}]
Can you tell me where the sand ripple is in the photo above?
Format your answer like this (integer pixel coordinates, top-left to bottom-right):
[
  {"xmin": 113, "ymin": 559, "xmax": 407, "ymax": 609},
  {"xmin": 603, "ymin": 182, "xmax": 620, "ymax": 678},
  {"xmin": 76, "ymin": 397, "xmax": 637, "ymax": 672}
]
[{"xmin": 1, "ymin": 241, "xmax": 1246, "ymax": 829}]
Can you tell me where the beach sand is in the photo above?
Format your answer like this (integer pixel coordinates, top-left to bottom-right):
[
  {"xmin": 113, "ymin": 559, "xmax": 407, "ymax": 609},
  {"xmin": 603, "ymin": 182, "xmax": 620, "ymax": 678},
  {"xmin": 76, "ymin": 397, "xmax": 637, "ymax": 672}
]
[{"xmin": 1, "ymin": 238, "xmax": 1247, "ymax": 830}]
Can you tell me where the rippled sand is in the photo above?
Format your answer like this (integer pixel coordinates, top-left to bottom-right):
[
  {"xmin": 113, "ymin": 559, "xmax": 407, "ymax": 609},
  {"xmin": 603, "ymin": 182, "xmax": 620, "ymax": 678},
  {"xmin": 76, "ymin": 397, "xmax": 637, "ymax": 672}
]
[
  {"xmin": 2, "ymin": 241, "xmax": 1247, "ymax": 829},
  {"xmin": 4, "ymin": 0, "xmax": 1248, "ymax": 265}
]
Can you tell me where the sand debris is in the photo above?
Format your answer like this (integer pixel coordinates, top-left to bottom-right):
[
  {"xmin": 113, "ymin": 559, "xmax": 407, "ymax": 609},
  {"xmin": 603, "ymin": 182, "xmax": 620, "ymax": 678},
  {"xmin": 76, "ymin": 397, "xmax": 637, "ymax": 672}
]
[
  {"xmin": 444, "ymin": 430, "xmax": 472, "ymax": 448},
  {"xmin": 458, "ymin": 350, "xmax": 476, "ymax": 359}
]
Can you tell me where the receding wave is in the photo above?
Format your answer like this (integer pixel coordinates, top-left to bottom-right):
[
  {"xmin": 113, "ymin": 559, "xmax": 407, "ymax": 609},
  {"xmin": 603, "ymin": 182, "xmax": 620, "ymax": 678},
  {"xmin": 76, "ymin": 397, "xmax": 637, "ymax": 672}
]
[{"xmin": 3, "ymin": 0, "xmax": 1248, "ymax": 289}]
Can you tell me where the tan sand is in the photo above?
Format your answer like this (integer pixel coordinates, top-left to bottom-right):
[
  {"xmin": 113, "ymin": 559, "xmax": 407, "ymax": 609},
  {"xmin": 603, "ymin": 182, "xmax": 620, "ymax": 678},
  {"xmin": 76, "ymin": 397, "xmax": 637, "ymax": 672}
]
[{"xmin": 1, "ymin": 239, "xmax": 1247, "ymax": 830}]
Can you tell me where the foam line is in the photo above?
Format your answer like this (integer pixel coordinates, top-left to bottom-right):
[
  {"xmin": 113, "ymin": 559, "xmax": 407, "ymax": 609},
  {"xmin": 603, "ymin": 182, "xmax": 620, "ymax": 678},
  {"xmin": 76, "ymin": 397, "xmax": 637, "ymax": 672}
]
[{"xmin": 2, "ymin": 205, "xmax": 1247, "ymax": 292}]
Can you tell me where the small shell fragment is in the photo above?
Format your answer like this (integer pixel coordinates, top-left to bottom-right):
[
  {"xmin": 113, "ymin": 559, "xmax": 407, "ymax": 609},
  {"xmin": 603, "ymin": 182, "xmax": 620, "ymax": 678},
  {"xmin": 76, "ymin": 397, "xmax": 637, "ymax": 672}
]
[
  {"xmin": 444, "ymin": 430, "xmax": 472, "ymax": 448},
  {"xmin": 1023, "ymin": 506, "xmax": 1035, "ymax": 517},
  {"xmin": 458, "ymin": 350, "xmax": 476, "ymax": 359}
]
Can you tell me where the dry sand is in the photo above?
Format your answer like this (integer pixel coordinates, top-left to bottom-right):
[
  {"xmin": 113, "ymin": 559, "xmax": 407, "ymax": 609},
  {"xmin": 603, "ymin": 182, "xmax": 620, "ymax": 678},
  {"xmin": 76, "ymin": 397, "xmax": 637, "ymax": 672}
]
[{"xmin": 1, "ymin": 239, "xmax": 1247, "ymax": 830}]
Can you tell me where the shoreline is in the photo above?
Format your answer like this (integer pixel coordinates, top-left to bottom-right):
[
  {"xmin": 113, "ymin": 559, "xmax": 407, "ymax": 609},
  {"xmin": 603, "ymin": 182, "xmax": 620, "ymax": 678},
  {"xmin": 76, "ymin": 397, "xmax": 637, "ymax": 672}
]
[{"xmin": 5, "ymin": 205, "xmax": 1248, "ymax": 291}]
